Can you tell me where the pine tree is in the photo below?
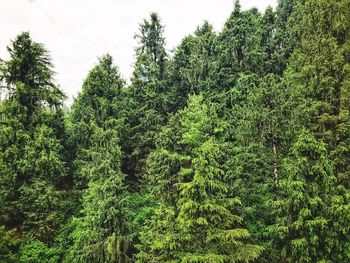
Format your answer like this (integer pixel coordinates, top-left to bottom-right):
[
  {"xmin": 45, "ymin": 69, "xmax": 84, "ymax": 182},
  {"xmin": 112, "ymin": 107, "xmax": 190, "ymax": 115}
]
[
  {"xmin": 167, "ymin": 21, "xmax": 217, "ymax": 112},
  {"xmin": 70, "ymin": 54, "xmax": 125, "ymax": 188},
  {"xmin": 67, "ymin": 128, "xmax": 129, "ymax": 263},
  {"xmin": 137, "ymin": 95, "xmax": 262, "ymax": 262},
  {"xmin": 0, "ymin": 32, "xmax": 67, "ymax": 243},
  {"xmin": 124, "ymin": 13, "xmax": 168, "ymax": 184},
  {"xmin": 270, "ymin": 131, "xmax": 336, "ymax": 262}
]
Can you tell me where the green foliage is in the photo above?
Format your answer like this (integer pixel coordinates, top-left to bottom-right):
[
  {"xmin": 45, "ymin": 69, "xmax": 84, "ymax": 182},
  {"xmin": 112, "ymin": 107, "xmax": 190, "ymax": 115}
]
[
  {"xmin": 70, "ymin": 54, "xmax": 125, "ymax": 130},
  {"xmin": 1, "ymin": 0, "xmax": 349, "ymax": 262},
  {"xmin": 67, "ymin": 128, "xmax": 130, "ymax": 263},
  {"xmin": 0, "ymin": 32, "xmax": 66, "ymax": 245},
  {"xmin": 135, "ymin": 12, "xmax": 167, "ymax": 78},
  {"xmin": 2, "ymin": 32, "xmax": 65, "ymax": 110},
  {"xmin": 167, "ymin": 21, "xmax": 217, "ymax": 111},
  {"xmin": 19, "ymin": 240, "xmax": 59, "ymax": 263},
  {"xmin": 215, "ymin": 2, "xmax": 265, "ymax": 90},
  {"xmin": 124, "ymin": 12, "xmax": 169, "ymax": 183},
  {"xmin": 0, "ymin": 226, "xmax": 18, "ymax": 263},
  {"xmin": 277, "ymin": 0, "xmax": 350, "ymax": 261},
  {"xmin": 70, "ymin": 54, "xmax": 126, "ymax": 187},
  {"xmin": 137, "ymin": 95, "xmax": 263, "ymax": 262},
  {"xmin": 270, "ymin": 131, "xmax": 336, "ymax": 262}
]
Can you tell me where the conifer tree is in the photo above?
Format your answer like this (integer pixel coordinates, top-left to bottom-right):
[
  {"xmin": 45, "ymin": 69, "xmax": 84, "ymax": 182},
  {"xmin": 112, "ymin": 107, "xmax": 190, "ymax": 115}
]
[
  {"xmin": 66, "ymin": 55, "xmax": 130, "ymax": 262},
  {"xmin": 67, "ymin": 128, "xmax": 129, "ymax": 263},
  {"xmin": 270, "ymin": 131, "xmax": 336, "ymax": 262},
  {"xmin": 124, "ymin": 13, "xmax": 168, "ymax": 183},
  {"xmin": 270, "ymin": 0, "xmax": 296, "ymax": 75},
  {"xmin": 0, "ymin": 32, "xmax": 67, "ymax": 243},
  {"xmin": 70, "ymin": 54, "xmax": 125, "ymax": 187},
  {"xmin": 137, "ymin": 95, "xmax": 262, "ymax": 262},
  {"xmin": 2, "ymin": 1, "xmax": 349, "ymax": 261},
  {"xmin": 0, "ymin": 226, "xmax": 18, "ymax": 262},
  {"xmin": 279, "ymin": 1, "xmax": 350, "ymax": 260},
  {"xmin": 175, "ymin": 138, "xmax": 263, "ymax": 262},
  {"xmin": 167, "ymin": 21, "xmax": 217, "ymax": 112},
  {"xmin": 215, "ymin": 1, "xmax": 264, "ymax": 92}
]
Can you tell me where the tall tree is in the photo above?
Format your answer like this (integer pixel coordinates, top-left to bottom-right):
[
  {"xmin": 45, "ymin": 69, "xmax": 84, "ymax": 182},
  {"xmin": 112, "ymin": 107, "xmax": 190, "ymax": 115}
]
[
  {"xmin": 135, "ymin": 12, "xmax": 167, "ymax": 78},
  {"xmin": 167, "ymin": 21, "xmax": 217, "ymax": 112},
  {"xmin": 124, "ymin": 13, "xmax": 168, "ymax": 184},
  {"xmin": 67, "ymin": 128, "xmax": 130, "ymax": 263},
  {"xmin": 215, "ymin": 1, "xmax": 264, "ymax": 92},
  {"xmin": 271, "ymin": 0, "xmax": 350, "ymax": 260},
  {"xmin": 270, "ymin": 131, "xmax": 336, "ymax": 262},
  {"xmin": 0, "ymin": 32, "xmax": 67, "ymax": 243},
  {"xmin": 137, "ymin": 95, "xmax": 262, "ymax": 262},
  {"xmin": 70, "ymin": 54, "xmax": 125, "ymax": 188}
]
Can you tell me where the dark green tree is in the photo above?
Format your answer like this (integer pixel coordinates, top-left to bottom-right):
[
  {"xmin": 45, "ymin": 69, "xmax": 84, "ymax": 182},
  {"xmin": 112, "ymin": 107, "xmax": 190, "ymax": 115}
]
[
  {"xmin": 135, "ymin": 12, "xmax": 167, "ymax": 78},
  {"xmin": 69, "ymin": 54, "xmax": 126, "ymax": 187},
  {"xmin": 215, "ymin": 1, "xmax": 264, "ymax": 92},
  {"xmin": 0, "ymin": 32, "xmax": 67, "ymax": 244},
  {"xmin": 278, "ymin": 1, "xmax": 350, "ymax": 260},
  {"xmin": 167, "ymin": 21, "xmax": 217, "ymax": 112},
  {"xmin": 137, "ymin": 95, "xmax": 262, "ymax": 262},
  {"xmin": 124, "ymin": 13, "xmax": 168, "ymax": 184},
  {"xmin": 0, "ymin": 226, "xmax": 18, "ymax": 263},
  {"xmin": 2, "ymin": 1, "xmax": 349, "ymax": 261},
  {"xmin": 67, "ymin": 128, "xmax": 130, "ymax": 263},
  {"xmin": 270, "ymin": 131, "xmax": 336, "ymax": 262}
]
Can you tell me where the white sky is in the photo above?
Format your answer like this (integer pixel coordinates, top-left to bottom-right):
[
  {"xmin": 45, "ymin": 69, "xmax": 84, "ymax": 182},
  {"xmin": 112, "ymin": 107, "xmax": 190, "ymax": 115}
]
[{"xmin": 0, "ymin": 0, "xmax": 277, "ymax": 104}]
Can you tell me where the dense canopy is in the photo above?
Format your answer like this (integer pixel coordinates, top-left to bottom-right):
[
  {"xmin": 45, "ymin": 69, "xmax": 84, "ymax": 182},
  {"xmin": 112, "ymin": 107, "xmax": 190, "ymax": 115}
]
[{"xmin": 0, "ymin": 0, "xmax": 349, "ymax": 262}]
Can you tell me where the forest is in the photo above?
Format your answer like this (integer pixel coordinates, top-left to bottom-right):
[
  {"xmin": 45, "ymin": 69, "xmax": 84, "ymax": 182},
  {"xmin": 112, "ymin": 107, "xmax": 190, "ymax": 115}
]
[{"xmin": 0, "ymin": 0, "xmax": 349, "ymax": 262}]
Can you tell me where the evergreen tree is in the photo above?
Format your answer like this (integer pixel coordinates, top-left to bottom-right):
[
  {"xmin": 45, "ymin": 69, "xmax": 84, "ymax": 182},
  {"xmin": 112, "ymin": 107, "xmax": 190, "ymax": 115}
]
[
  {"xmin": 167, "ymin": 21, "xmax": 217, "ymax": 112},
  {"xmin": 124, "ymin": 12, "xmax": 168, "ymax": 184},
  {"xmin": 215, "ymin": 1, "xmax": 264, "ymax": 92},
  {"xmin": 135, "ymin": 12, "xmax": 167, "ymax": 78},
  {"xmin": 1, "ymin": 1, "xmax": 349, "ymax": 261},
  {"xmin": 271, "ymin": 0, "xmax": 296, "ymax": 75},
  {"xmin": 67, "ymin": 128, "xmax": 129, "ymax": 263},
  {"xmin": 137, "ymin": 95, "xmax": 262, "ymax": 262},
  {"xmin": 0, "ymin": 32, "xmax": 67, "ymax": 243},
  {"xmin": 70, "ymin": 54, "xmax": 126, "ymax": 188},
  {"xmin": 0, "ymin": 226, "xmax": 18, "ymax": 263},
  {"xmin": 278, "ymin": 0, "xmax": 350, "ymax": 260},
  {"xmin": 66, "ymin": 55, "xmax": 131, "ymax": 262},
  {"xmin": 270, "ymin": 131, "xmax": 336, "ymax": 262},
  {"xmin": 174, "ymin": 138, "xmax": 263, "ymax": 262}
]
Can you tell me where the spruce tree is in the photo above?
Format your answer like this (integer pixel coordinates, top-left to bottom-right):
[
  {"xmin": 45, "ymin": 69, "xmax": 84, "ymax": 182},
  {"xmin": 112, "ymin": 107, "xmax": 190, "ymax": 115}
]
[
  {"xmin": 70, "ymin": 54, "xmax": 125, "ymax": 188},
  {"xmin": 124, "ymin": 12, "xmax": 168, "ymax": 184},
  {"xmin": 1, "ymin": 1, "xmax": 349, "ymax": 261},
  {"xmin": 175, "ymin": 138, "xmax": 263, "ymax": 262},
  {"xmin": 215, "ymin": 1, "xmax": 264, "ymax": 92},
  {"xmin": 137, "ymin": 95, "xmax": 262, "ymax": 262},
  {"xmin": 278, "ymin": 0, "xmax": 350, "ymax": 260},
  {"xmin": 167, "ymin": 21, "xmax": 217, "ymax": 112},
  {"xmin": 67, "ymin": 55, "xmax": 130, "ymax": 262},
  {"xmin": 67, "ymin": 128, "xmax": 129, "ymax": 263},
  {"xmin": 135, "ymin": 12, "xmax": 167, "ymax": 79},
  {"xmin": 270, "ymin": 131, "xmax": 336, "ymax": 262},
  {"xmin": 0, "ymin": 32, "xmax": 67, "ymax": 243}
]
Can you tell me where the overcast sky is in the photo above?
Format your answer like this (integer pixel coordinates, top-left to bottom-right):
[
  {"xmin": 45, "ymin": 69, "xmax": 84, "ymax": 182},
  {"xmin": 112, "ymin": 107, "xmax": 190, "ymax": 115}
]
[{"xmin": 0, "ymin": 0, "xmax": 277, "ymax": 104}]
